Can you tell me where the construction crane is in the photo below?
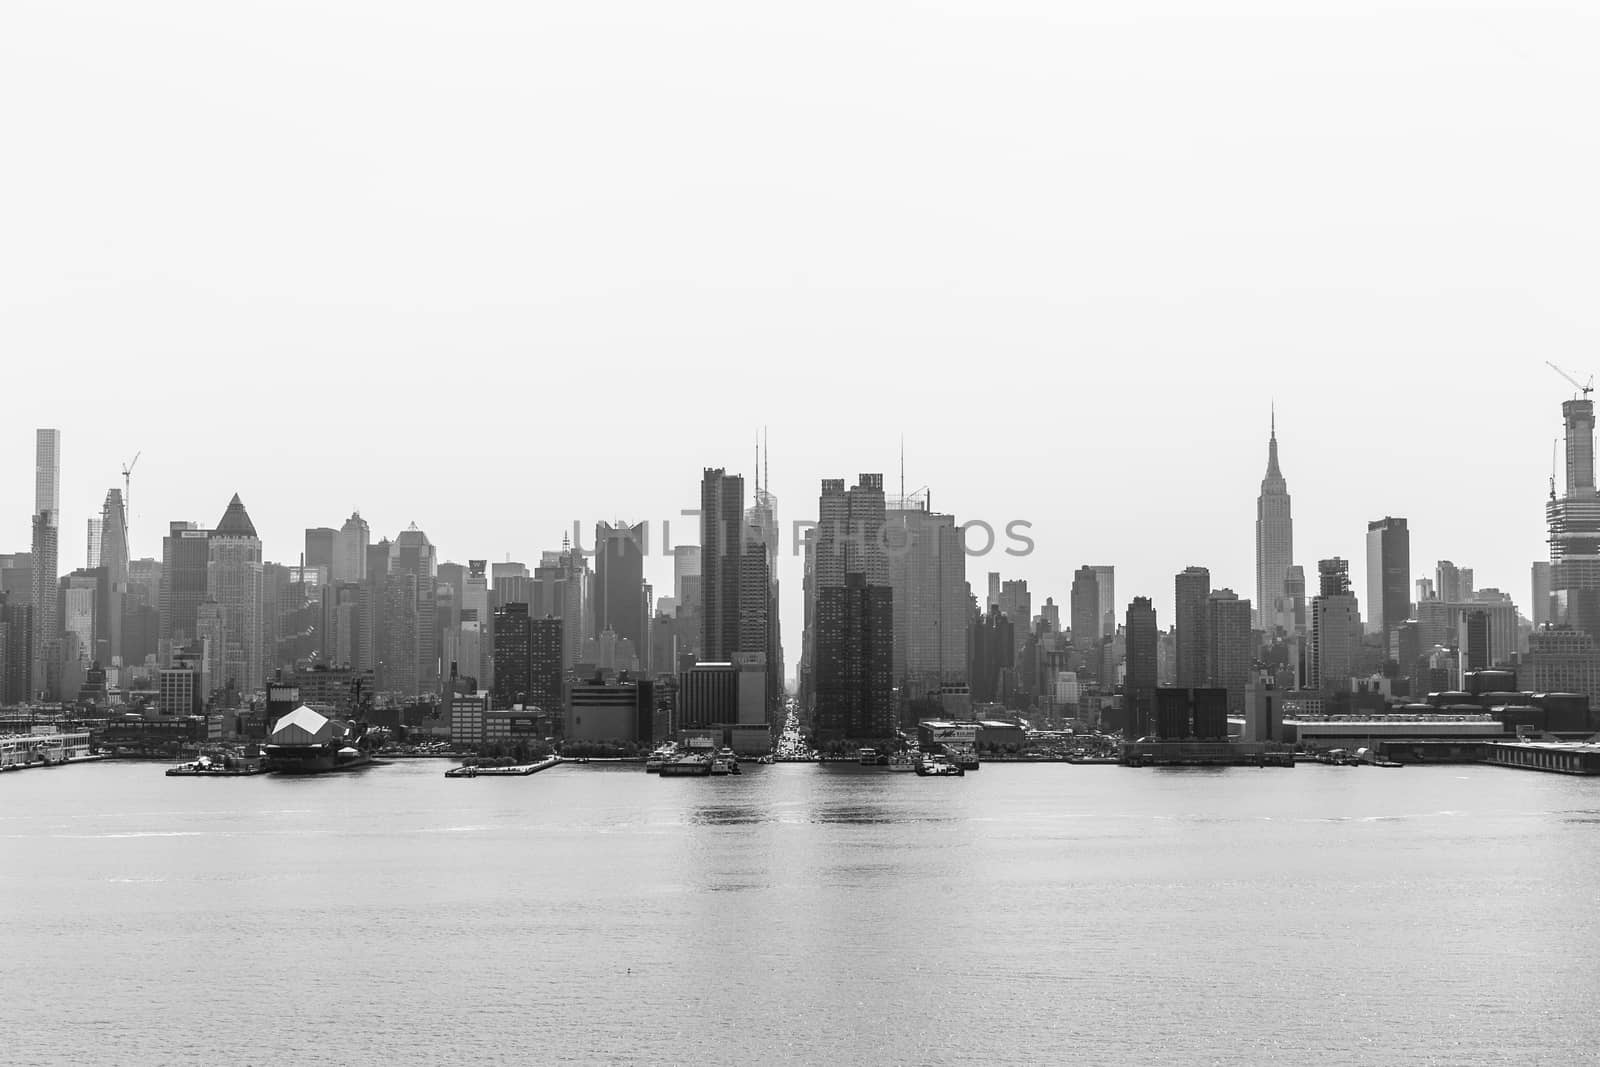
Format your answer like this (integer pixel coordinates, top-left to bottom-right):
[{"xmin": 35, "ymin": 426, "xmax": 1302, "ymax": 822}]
[
  {"xmin": 1545, "ymin": 361, "xmax": 1594, "ymax": 399},
  {"xmin": 121, "ymin": 451, "xmax": 141, "ymax": 550}
]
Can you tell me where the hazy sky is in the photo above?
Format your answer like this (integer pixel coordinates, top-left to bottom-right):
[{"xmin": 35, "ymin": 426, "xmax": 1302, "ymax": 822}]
[{"xmin": 3, "ymin": 2, "xmax": 1597, "ymax": 678}]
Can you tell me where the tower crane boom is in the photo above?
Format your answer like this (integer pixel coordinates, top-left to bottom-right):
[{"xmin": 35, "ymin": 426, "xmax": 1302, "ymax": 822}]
[{"xmin": 1545, "ymin": 361, "xmax": 1594, "ymax": 398}]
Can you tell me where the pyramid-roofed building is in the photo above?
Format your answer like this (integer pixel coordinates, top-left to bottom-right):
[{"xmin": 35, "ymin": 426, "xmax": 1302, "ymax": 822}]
[
  {"xmin": 269, "ymin": 705, "xmax": 334, "ymax": 745},
  {"xmin": 214, "ymin": 493, "xmax": 258, "ymax": 539}
]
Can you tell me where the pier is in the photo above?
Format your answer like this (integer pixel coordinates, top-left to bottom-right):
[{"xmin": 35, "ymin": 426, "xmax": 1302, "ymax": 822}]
[
  {"xmin": 1485, "ymin": 741, "xmax": 1600, "ymax": 776},
  {"xmin": 445, "ymin": 757, "xmax": 562, "ymax": 778}
]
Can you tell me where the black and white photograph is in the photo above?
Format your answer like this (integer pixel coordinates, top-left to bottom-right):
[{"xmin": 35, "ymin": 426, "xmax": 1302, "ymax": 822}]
[{"xmin": 3, "ymin": 2, "xmax": 1598, "ymax": 1063}]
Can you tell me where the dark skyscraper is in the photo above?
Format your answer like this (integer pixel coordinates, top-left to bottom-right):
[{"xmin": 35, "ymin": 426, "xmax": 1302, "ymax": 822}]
[
  {"xmin": 1174, "ymin": 566, "xmax": 1211, "ymax": 689},
  {"xmin": 811, "ymin": 474, "xmax": 894, "ymax": 740},
  {"xmin": 491, "ymin": 602, "xmax": 531, "ymax": 708},
  {"xmin": 1365, "ymin": 516, "xmax": 1411, "ymax": 638},
  {"xmin": 1070, "ymin": 566, "xmax": 1100, "ymax": 657},
  {"xmin": 159, "ymin": 521, "xmax": 211, "ymax": 659},
  {"xmin": 529, "ymin": 616, "xmax": 564, "ymax": 721},
  {"xmin": 594, "ymin": 521, "xmax": 647, "ymax": 670},
  {"xmin": 305, "ymin": 527, "xmax": 337, "ymax": 576},
  {"xmin": 700, "ymin": 468, "xmax": 744, "ymax": 662},
  {"xmin": 1124, "ymin": 596, "xmax": 1158, "ymax": 737},
  {"xmin": 30, "ymin": 429, "xmax": 60, "ymax": 700}
]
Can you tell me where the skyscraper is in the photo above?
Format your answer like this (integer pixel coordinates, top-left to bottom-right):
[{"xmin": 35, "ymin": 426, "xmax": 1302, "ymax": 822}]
[
  {"xmin": 1174, "ymin": 566, "xmax": 1211, "ymax": 688},
  {"xmin": 30, "ymin": 429, "xmax": 61, "ymax": 699},
  {"xmin": 1311, "ymin": 558, "xmax": 1361, "ymax": 693},
  {"xmin": 1124, "ymin": 596, "xmax": 1158, "ymax": 737},
  {"xmin": 491, "ymin": 602, "xmax": 531, "ymax": 708},
  {"xmin": 1532, "ymin": 561, "xmax": 1553, "ymax": 630},
  {"xmin": 160, "ymin": 521, "xmax": 211, "ymax": 660},
  {"xmin": 386, "ymin": 524, "xmax": 439, "ymax": 697},
  {"xmin": 208, "ymin": 494, "xmax": 264, "ymax": 693},
  {"xmin": 812, "ymin": 474, "xmax": 894, "ymax": 740},
  {"xmin": 594, "ymin": 521, "xmax": 648, "ymax": 671},
  {"xmin": 1206, "ymin": 589, "xmax": 1253, "ymax": 713},
  {"xmin": 86, "ymin": 518, "xmax": 103, "ymax": 570},
  {"xmin": 333, "ymin": 512, "xmax": 369, "ymax": 585},
  {"xmin": 885, "ymin": 495, "xmax": 968, "ymax": 703},
  {"xmin": 1365, "ymin": 517, "xmax": 1411, "ymax": 637},
  {"xmin": 1092, "ymin": 565, "xmax": 1116, "ymax": 639},
  {"xmin": 1070, "ymin": 566, "xmax": 1100, "ymax": 651},
  {"xmin": 1255, "ymin": 410, "xmax": 1294, "ymax": 632},
  {"xmin": 700, "ymin": 468, "xmax": 745, "ymax": 662},
  {"xmin": 1546, "ymin": 390, "xmax": 1600, "ymax": 636},
  {"xmin": 305, "ymin": 527, "xmax": 337, "ymax": 578}
]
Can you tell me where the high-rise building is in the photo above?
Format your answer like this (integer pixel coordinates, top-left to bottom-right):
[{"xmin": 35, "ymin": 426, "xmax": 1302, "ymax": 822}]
[
  {"xmin": 86, "ymin": 518, "xmax": 103, "ymax": 570},
  {"xmin": 1365, "ymin": 517, "xmax": 1411, "ymax": 637},
  {"xmin": 333, "ymin": 512, "xmax": 369, "ymax": 585},
  {"xmin": 208, "ymin": 494, "xmax": 264, "ymax": 693},
  {"xmin": 594, "ymin": 522, "xmax": 647, "ymax": 672},
  {"xmin": 1124, "ymin": 597, "xmax": 1158, "ymax": 737},
  {"xmin": 1255, "ymin": 410, "xmax": 1294, "ymax": 632},
  {"xmin": 1311, "ymin": 558, "xmax": 1361, "ymax": 693},
  {"xmin": 304, "ymin": 527, "xmax": 337, "ymax": 578},
  {"xmin": 30, "ymin": 428, "xmax": 61, "ymax": 700},
  {"xmin": 998, "ymin": 579, "xmax": 1030, "ymax": 660},
  {"xmin": 1174, "ymin": 566, "xmax": 1211, "ymax": 688},
  {"xmin": 491, "ymin": 602, "xmax": 531, "ymax": 708},
  {"xmin": 1092, "ymin": 565, "xmax": 1116, "ymax": 639},
  {"xmin": 1070, "ymin": 567, "xmax": 1100, "ymax": 653},
  {"xmin": 812, "ymin": 474, "xmax": 894, "ymax": 740},
  {"xmin": 701, "ymin": 468, "xmax": 745, "ymax": 662},
  {"xmin": 384, "ymin": 524, "xmax": 439, "ymax": 698},
  {"xmin": 885, "ymin": 496, "xmax": 967, "ymax": 703},
  {"xmin": 1206, "ymin": 589, "xmax": 1253, "ymax": 713},
  {"xmin": 160, "ymin": 521, "xmax": 211, "ymax": 660},
  {"xmin": 0, "ymin": 591, "xmax": 33, "ymax": 704},
  {"xmin": 1436, "ymin": 561, "xmax": 1467, "ymax": 606},
  {"xmin": 529, "ymin": 616, "xmax": 564, "ymax": 719},
  {"xmin": 1544, "ymin": 396, "xmax": 1600, "ymax": 636},
  {"xmin": 747, "ymin": 456, "xmax": 784, "ymax": 719},
  {"xmin": 1532, "ymin": 561, "xmax": 1553, "ymax": 631}
]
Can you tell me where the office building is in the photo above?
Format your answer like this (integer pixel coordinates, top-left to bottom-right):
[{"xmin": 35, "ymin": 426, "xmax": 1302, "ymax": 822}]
[
  {"xmin": 566, "ymin": 677, "xmax": 653, "ymax": 744},
  {"xmin": 1365, "ymin": 517, "xmax": 1411, "ymax": 637},
  {"xmin": 30, "ymin": 428, "xmax": 61, "ymax": 700},
  {"xmin": 1531, "ymin": 561, "xmax": 1553, "ymax": 631},
  {"xmin": 160, "ymin": 521, "xmax": 211, "ymax": 660},
  {"xmin": 1174, "ymin": 566, "xmax": 1211, "ymax": 688},
  {"xmin": 885, "ymin": 495, "xmax": 967, "ymax": 703},
  {"xmin": 207, "ymin": 494, "xmax": 264, "ymax": 693},
  {"xmin": 1125, "ymin": 597, "xmax": 1158, "ymax": 737},
  {"xmin": 1092, "ymin": 565, "xmax": 1116, "ymax": 639},
  {"xmin": 594, "ymin": 521, "xmax": 648, "ymax": 672},
  {"xmin": 1070, "ymin": 567, "xmax": 1100, "ymax": 653},
  {"xmin": 701, "ymin": 468, "xmax": 745, "ymax": 661},
  {"xmin": 1255, "ymin": 410, "xmax": 1294, "ymax": 631},
  {"xmin": 333, "ymin": 512, "xmax": 369, "ymax": 584},
  {"xmin": 812, "ymin": 475, "xmax": 894, "ymax": 740},
  {"xmin": 491, "ymin": 602, "xmax": 531, "ymax": 708},
  {"xmin": 1547, "ymin": 392, "xmax": 1600, "ymax": 635},
  {"xmin": 1206, "ymin": 589, "xmax": 1252, "ymax": 713},
  {"xmin": 1310, "ymin": 559, "xmax": 1361, "ymax": 693},
  {"xmin": 304, "ymin": 527, "xmax": 337, "ymax": 578},
  {"xmin": 384, "ymin": 523, "xmax": 439, "ymax": 697}
]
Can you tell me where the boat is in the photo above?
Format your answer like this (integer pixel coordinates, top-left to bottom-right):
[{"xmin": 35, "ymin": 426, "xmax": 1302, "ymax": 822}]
[
  {"xmin": 165, "ymin": 754, "xmax": 266, "ymax": 777},
  {"xmin": 1374, "ymin": 759, "xmax": 1404, "ymax": 768},
  {"xmin": 915, "ymin": 753, "xmax": 964, "ymax": 777},
  {"xmin": 644, "ymin": 745, "xmax": 679, "ymax": 773},
  {"xmin": 658, "ymin": 754, "xmax": 714, "ymax": 777},
  {"xmin": 948, "ymin": 747, "xmax": 980, "ymax": 771},
  {"xmin": 858, "ymin": 747, "xmax": 879, "ymax": 766},
  {"xmin": 264, "ymin": 705, "xmax": 387, "ymax": 775}
]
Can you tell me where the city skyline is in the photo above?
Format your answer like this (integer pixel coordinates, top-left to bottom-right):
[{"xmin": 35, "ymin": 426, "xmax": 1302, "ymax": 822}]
[{"xmin": 0, "ymin": 394, "xmax": 1577, "ymax": 682}]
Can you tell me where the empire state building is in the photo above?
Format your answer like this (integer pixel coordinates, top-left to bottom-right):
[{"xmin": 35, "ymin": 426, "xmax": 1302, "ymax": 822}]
[{"xmin": 1255, "ymin": 412, "xmax": 1294, "ymax": 632}]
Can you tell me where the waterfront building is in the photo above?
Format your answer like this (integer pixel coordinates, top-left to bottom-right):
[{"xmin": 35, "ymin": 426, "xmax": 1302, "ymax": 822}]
[
  {"xmin": 1125, "ymin": 597, "xmax": 1158, "ymax": 737},
  {"xmin": 677, "ymin": 660, "xmax": 738, "ymax": 729},
  {"xmin": 566, "ymin": 677, "xmax": 653, "ymax": 744},
  {"xmin": 1254, "ymin": 411, "xmax": 1293, "ymax": 632},
  {"xmin": 207, "ymin": 494, "xmax": 264, "ymax": 694},
  {"xmin": 1175, "ymin": 566, "xmax": 1211, "ymax": 689},
  {"xmin": 1365, "ymin": 516, "xmax": 1411, "ymax": 638}
]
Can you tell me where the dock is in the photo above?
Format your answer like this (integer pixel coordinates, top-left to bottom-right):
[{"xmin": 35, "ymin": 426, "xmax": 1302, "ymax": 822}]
[
  {"xmin": 445, "ymin": 757, "xmax": 562, "ymax": 778},
  {"xmin": 1484, "ymin": 740, "xmax": 1600, "ymax": 776}
]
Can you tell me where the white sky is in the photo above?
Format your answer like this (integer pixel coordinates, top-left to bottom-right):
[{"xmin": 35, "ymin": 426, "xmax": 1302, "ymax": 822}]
[{"xmin": 3, "ymin": 1, "xmax": 1597, "ymax": 679}]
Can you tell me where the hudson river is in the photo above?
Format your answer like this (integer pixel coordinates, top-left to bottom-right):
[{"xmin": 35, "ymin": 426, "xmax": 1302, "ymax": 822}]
[{"xmin": 5, "ymin": 760, "xmax": 1599, "ymax": 1065}]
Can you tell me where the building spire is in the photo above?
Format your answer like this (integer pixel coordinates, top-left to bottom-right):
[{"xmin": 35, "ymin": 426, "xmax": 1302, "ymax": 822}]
[{"xmin": 1265, "ymin": 405, "xmax": 1282, "ymax": 481}]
